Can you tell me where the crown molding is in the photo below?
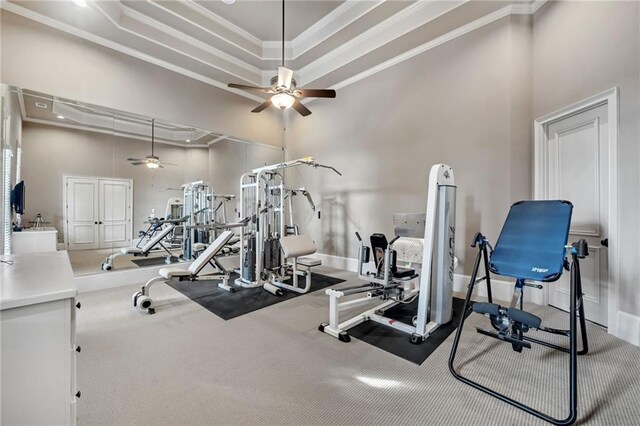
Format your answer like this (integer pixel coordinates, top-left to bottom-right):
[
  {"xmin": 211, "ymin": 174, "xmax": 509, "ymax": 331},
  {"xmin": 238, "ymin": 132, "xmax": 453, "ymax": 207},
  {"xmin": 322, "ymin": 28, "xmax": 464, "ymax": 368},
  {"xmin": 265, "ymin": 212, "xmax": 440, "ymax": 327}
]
[
  {"xmin": 119, "ymin": 2, "xmax": 263, "ymax": 82},
  {"xmin": 297, "ymin": 0, "xmax": 468, "ymax": 86},
  {"xmin": 180, "ymin": 0, "xmax": 263, "ymax": 49},
  {"xmin": 146, "ymin": 0, "xmax": 263, "ymax": 60},
  {"xmin": 0, "ymin": 0, "xmax": 264, "ymax": 103}
]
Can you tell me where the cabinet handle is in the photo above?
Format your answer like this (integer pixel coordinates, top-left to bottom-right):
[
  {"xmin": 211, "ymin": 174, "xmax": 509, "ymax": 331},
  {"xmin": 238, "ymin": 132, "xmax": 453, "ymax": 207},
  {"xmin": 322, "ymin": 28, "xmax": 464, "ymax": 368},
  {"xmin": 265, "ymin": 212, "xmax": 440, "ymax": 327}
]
[
  {"xmin": 75, "ymin": 391, "xmax": 81, "ymax": 399},
  {"xmin": 99, "ymin": 221, "xmax": 103, "ymax": 225},
  {"xmin": 75, "ymin": 345, "xmax": 81, "ymax": 353},
  {"xmin": 76, "ymin": 301, "xmax": 81, "ymax": 309},
  {"xmin": 94, "ymin": 221, "xmax": 98, "ymax": 224}
]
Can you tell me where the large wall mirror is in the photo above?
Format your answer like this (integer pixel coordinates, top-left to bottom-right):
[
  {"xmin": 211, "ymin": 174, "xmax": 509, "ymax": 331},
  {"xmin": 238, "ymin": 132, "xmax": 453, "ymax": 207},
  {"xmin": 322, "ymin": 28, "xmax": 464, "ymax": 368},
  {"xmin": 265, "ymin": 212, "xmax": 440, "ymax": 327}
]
[{"xmin": 0, "ymin": 84, "xmax": 282, "ymax": 276}]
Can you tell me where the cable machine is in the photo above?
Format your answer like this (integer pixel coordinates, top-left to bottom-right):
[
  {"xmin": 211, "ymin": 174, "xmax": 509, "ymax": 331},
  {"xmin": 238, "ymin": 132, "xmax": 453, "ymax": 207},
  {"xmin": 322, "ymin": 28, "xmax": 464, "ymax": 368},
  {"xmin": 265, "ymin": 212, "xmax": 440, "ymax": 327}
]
[{"xmin": 235, "ymin": 157, "xmax": 341, "ymax": 295}]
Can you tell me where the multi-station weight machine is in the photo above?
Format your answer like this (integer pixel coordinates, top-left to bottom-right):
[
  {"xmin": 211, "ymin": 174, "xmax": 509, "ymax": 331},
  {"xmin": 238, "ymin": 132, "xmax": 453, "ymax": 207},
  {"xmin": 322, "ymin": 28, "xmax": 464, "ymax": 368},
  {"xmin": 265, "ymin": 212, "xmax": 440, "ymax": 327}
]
[
  {"xmin": 320, "ymin": 164, "xmax": 456, "ymax": 343},
  {"xmin": 181, "ymin": 181, "xmax": 236, "ymax": 260},
  {"xmin": 235, "ymin": 157, "xmax": 341, "ymax": 295}
]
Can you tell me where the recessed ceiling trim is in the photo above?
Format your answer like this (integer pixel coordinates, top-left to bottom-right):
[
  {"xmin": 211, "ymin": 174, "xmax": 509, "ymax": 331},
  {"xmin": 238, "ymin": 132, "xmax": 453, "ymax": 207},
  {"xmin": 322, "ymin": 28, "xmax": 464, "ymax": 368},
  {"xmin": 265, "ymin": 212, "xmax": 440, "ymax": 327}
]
[
  {"xmin": 119, "ymin": 3, "xmax": 263, "ymax": 79},
  {"xmin": 95, "ymin": 2, "xmax": 262, "ymax": 85},
  {"xmin": 297, "ymin": 0, "xmax": 469, "ymax": 86},
  {"xmin": 23, "ymin": 117, "xmax": 209, "ymax": 148},
  {"xmin": 181, "ymin": 0, "xmax": 263, "ymax": 48},
  {"xmin": 148, "ymin": 0, "xmax": 263, "ymax": 59},
  {"xmin": 283, "ymin": 0, "xmax": 386, "ymax": 61},
  {"xmin": 0, "ymin": 1, "xmax": 263, "ymax": 102}
]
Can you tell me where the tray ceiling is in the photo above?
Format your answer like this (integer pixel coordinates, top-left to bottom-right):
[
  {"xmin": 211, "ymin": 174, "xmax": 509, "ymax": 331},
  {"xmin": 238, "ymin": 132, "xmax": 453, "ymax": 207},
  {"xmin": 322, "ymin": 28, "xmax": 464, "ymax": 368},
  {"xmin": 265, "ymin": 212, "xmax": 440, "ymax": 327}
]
[{"xmin": 1, "ymin": 0, "xmax": 547, "ymax": 104}]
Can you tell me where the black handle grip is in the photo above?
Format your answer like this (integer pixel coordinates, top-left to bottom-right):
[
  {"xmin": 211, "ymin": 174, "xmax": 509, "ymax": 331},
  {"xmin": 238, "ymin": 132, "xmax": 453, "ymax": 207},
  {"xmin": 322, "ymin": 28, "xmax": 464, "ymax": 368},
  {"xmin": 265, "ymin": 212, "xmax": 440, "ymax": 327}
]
[
  {"xmin": 76, "ymin": 345, "xmax": 81, "ymax": 353},
  {"xmin": 601, "ymin": 238, "xmax": 608, "ymax": 247},
  {"xmin": 355, "ymin": 232, "xmax": 362, "ymax": 242},
  {"xmin": 75, "ymin": 391, "xmax": 81, "ymax": 399},
  {"xmin": 389, "ymin": 235, "xmax": 401, "ymax": 246},
  {"xmin": 76, "ymin": 301, "xmax": 81, "ymax": 309}
]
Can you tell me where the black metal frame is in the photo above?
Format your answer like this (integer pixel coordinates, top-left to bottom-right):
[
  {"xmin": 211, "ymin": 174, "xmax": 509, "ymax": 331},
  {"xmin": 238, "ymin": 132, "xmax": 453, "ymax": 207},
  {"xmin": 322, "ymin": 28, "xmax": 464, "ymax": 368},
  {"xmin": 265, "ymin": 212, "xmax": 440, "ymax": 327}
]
[{"xmin": 449, "ymin": 233, "xmax": 589, "ymax": 426}]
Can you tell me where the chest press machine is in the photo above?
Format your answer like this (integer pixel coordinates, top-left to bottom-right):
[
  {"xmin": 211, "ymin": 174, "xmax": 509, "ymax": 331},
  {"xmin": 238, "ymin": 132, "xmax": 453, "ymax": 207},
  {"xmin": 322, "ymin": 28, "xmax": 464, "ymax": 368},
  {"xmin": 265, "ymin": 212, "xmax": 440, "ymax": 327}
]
[{"xmin": 319, "ymin": 164, "xmax": 456, "ymax": 343}]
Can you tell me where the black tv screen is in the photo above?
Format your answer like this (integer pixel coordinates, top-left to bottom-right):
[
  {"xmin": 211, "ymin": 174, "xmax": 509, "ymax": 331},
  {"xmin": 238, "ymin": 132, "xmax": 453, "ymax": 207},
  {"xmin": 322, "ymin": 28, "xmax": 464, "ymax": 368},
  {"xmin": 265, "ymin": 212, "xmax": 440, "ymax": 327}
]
[{"xmin": 11, "ymin": 180, "xmax": 25, "ymax": 214}]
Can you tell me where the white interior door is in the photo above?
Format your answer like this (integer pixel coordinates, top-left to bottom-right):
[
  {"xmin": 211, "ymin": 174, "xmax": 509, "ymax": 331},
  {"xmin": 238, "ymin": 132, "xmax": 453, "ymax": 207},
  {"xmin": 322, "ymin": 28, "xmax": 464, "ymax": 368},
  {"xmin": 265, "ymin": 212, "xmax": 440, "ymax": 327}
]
[
  {"xmin": 66, "ymin": 177, "xmax": 99, "ymax": 250},
  {"xmin": 99, "ymin": 179, "xmax": 131, "ymax": 249},
  {"xmin": 544, "ymin": 103, "xmax": 609, "ymax": 326}
]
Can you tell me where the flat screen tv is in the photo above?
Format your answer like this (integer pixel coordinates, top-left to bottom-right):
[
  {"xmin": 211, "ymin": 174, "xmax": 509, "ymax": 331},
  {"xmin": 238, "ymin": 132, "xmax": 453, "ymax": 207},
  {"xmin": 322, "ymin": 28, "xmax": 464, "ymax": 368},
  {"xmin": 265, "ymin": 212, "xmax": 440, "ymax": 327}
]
[{"xmin": 11, "ymin": 180, "xmax": 25, "ymax": 214}]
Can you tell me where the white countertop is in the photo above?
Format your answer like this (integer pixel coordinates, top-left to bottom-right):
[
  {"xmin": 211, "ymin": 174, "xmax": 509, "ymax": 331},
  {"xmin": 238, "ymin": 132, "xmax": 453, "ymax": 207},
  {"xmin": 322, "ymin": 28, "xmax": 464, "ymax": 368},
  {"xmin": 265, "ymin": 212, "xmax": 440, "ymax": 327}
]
[
  {"xmin": 0, "ymin": 251, "xmax": 77, "ymax": 310},
  {"xmin": 15, "ymin": 227, "xmax": 57, "ymax": 233}
]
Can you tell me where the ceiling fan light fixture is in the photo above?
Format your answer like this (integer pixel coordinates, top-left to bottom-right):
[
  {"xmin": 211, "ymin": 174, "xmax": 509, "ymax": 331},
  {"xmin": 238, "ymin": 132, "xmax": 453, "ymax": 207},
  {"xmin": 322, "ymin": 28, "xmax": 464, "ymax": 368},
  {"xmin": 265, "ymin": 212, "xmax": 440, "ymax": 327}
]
[
  {"xmin": 146, "ymin": 161, "xmax": 160, "ymax": 169},
  {"xmin": 72, "ymin": 0, "xmax": 88, "ymax": 7},
  {"xmin": 271, "ymin": 93, "xmax": 295, "ymax": 110},
  {"xmin": 222, "ymin": 0, "xmax": 235, "ymax": 4}
]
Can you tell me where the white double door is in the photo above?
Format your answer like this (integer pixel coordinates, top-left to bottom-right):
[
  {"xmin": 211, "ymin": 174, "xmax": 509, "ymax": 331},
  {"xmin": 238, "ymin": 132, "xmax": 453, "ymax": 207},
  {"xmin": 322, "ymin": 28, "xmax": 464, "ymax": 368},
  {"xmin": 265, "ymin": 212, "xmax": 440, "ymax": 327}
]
[
  {"xmin": 539, "ymin": 103, "xmax": 610, "ymax": 327},
  {"xmin": 65, "ymin": 176, "xmax": 132, "ymax": 250}
]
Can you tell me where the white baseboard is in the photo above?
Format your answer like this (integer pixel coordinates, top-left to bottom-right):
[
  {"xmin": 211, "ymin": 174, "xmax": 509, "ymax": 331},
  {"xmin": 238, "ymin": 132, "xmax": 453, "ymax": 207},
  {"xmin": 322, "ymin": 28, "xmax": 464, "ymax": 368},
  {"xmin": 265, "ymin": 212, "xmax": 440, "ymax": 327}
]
[
  {"xmin": 616, "ymin": 311, "xmax": 640, "ymax": 347},
  {"xmin": 74, "ymin": 263, "xmax": 188, "ymax": 293},
  {"xmin": 315, "ymin": 252, "xmax": 544, "ymax": 304}
]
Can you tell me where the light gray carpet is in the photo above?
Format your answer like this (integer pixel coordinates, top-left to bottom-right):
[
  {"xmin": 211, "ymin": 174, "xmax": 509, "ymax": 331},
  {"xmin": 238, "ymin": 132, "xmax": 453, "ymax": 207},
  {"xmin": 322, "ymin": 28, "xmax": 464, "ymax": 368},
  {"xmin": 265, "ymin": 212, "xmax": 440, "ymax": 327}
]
[{"xmin": 76, "ymin": 266, "xmax": 640, "ymax": 425}]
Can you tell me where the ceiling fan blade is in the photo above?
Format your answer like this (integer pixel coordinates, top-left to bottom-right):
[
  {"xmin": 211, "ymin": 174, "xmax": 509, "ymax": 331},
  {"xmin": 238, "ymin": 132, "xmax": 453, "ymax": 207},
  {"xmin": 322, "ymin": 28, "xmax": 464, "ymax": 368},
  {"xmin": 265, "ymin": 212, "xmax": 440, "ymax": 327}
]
[
  {"xmin": 292, "ymin": 100, "xmax": 312, "ymax": 117},
  {"xmin": 295, "ymin": 89, "xmax": 336, "ymax": 98},
  {"xmin": 127, "ymin": 158, "xmax": 144, "ymax": 162},
  {"xmin": 159, "ymin": 162, "xmax": 178, "ymax": 166},
  {"xmin": 278, "ymin": 67, "xmax": 294, "ymax": 89},
  {"xmin": 130, "ymin": 161, "xmax": 146, "ymax": 166},
  {"xmin": 228, "ymin": 83, "xmax": 273, "ymax": 93},
  {"xmin": 251, "ymin": 99, "xmax": 272, "ymax": 113}
]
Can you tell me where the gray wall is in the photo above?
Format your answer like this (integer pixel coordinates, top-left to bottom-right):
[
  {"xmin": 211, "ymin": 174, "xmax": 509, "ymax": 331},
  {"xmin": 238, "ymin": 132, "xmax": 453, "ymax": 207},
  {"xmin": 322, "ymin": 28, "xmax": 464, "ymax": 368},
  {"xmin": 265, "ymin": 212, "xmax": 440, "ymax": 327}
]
[
  {"xmin": 0, "ymin": 11, "xmax": 283, "ymax": 149},
  {"xmin": 208, "ymin": 139, "xmax": 283, "ymax": 220},
  {"xmin": 532, "ymin": 1, "xmax": 640, "ymax": 315},
  {"xmin": 286, "ymin": 15, "xmax": 533, "ymax": 276},
  {"xmin": 21, "ymin": 122, "xmax": 209, "ymax": 243}
]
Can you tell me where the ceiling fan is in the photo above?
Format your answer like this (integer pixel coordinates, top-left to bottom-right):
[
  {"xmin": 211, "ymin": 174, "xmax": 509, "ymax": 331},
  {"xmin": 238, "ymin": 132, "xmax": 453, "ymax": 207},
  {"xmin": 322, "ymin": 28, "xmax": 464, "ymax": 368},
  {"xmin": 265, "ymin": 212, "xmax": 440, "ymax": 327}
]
[
  {"xmin": 127, "ymin": 119, "xmax": 177, "ymax": 169},
  {"xmin": 227, "ymin": 0, "xmax": 336, "ymax": 117}
]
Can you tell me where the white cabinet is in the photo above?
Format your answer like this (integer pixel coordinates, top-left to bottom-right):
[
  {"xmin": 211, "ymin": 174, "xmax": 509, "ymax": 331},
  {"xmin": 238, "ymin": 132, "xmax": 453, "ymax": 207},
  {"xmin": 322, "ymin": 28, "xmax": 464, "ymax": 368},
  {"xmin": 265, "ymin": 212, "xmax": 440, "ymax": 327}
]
[
  {"xmin": 1, "ymin": 251, "xmax": 79, "ymax": 425},
  {"xmin": 11, "ymin": 226, "xmax": 58, "ymax": 253}
]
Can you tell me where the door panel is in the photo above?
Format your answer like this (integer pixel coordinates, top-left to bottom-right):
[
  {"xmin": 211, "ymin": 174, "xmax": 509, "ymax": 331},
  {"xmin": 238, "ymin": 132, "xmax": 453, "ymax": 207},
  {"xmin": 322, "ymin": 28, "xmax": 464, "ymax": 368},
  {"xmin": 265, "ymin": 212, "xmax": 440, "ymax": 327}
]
[
  {"xmin": 99, "ymin": 180, "xmax": 130, "ymax": 249},
  {"xmin": 544, "ymin": 103, "xmax": 609, "ymax": 326},
  {"xmin": 66, "ymin": 178, "xmax": 99, "ymax": 250}
]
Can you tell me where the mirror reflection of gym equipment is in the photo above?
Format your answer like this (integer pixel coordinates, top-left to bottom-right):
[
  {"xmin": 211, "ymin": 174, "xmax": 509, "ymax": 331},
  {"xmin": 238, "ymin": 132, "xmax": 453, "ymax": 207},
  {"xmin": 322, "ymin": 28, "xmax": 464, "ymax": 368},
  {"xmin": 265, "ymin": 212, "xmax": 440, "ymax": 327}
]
[{"xmin": 2, "ymin": 2, "xmax": 638, "ymax": 425}]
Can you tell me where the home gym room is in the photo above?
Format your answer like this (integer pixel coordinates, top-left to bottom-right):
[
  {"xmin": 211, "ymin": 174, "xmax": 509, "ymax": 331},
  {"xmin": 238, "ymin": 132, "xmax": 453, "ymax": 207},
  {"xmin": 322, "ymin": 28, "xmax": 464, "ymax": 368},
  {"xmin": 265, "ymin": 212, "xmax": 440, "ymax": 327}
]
[{"xmin": 0, "ymin": 0, "xmax": 638, "ymax": 425}]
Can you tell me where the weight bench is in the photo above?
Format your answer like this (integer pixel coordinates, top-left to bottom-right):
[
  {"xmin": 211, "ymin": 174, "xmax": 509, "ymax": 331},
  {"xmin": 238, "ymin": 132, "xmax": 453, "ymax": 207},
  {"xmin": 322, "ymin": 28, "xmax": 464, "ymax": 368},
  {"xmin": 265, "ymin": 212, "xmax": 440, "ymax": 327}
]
[
  {"xmin": 132, "ymin": 230, "xmax": 236, "ymax": 314},
  {"xmin": 102, "ymin": 223, "xmax": 176, "ymax": 271},
  {"xmin": 449, "ymin": 200, "xmax": 589, "ymax": 425},
  {"xmin": 192, "ymin": 235, "xmax": 241, "ymax": 257},
  {"xmin": 265, "ymin": 234, "xmax": 322, "ymax": 296}
]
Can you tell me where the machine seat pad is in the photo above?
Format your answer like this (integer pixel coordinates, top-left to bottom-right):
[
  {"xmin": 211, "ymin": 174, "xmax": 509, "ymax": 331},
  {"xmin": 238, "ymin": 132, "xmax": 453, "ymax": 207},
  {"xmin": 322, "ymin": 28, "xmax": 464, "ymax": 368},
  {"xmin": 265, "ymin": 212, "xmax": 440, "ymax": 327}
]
[
  {"xmin": 393, "ymin": 267, "xmax": 416, "ymax": 279},
  {"xmin": 280, "ymin": 235, "xmax": 317, "ymax": 258},
  {"xmin": 121, "ymin": 247, "xmax": 144, "ymax": 255},
  {"xmin": 297, "ymin": 257, "xmax": 322, "ymax": 267},
  {"xmin": 159, "ymin": 267, "xmax": 191, "ymax": 279},
  {"xmin": 192, "ymin": 243, "xmax": 207, "ymax": 252},
  {"xmin": 227, "ymin": 237, "xmax": 240, "ymax": 246}
]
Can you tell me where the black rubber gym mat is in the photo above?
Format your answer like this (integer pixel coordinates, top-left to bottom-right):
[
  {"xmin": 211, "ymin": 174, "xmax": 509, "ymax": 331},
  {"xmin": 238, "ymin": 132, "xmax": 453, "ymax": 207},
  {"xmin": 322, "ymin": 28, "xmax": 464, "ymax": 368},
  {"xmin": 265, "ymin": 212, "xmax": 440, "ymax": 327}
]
[
  {"xmin": 131, "ymin": 256, "xmax": 181, "ymax": 267},
  {"xmin": 347, "ymin": 297, "xmax": 472, "ymax": 365},
  {"xmin": 167, "ymin": 273, "xmax": 345, "ymax": 320}
]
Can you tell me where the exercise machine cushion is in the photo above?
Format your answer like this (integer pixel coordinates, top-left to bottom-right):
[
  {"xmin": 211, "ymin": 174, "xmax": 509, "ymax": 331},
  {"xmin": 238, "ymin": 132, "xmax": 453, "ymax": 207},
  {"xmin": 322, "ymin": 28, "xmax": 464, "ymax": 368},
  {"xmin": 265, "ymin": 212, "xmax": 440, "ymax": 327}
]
[
  {"xmin": 280, "ymin": 235, "xmax": 317, "ymax": 258},
  {"xmin": 393, "ymin": 266, "xmax": 415, "ymax": 278},
  {"xmin": 158, "ymin": 268, "xmax": 192, "ymax": 279},
  {"xmin": 122, "ymin": 224, "xmax": 175, "ymax": 255},
  {"xmin": 187, "ymin": 231, "xmax": 235, "ymax": 275},
  {"xmin": 297, "ymin": 257, "xmax": 322, "ymax": 267},
  {"xmin": 192, "ymin": 242, "xmax": 207, "ymax": 252},
  {"xmin": 489, "ymin": 200, "xmax": 572, "ymax": 282},
  {"xmin": 473, "ymin": 302, "xmax": 501, "ymax": 317},
  {"xmin": 121, "ymin": 247, "xmax": 144, "ymax": 255}
]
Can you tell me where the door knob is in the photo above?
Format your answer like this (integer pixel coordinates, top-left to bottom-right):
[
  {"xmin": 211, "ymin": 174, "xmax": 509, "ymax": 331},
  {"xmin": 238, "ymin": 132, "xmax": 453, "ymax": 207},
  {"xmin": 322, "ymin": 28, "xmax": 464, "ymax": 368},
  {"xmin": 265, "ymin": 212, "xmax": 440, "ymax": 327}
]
[{"xmin": 601, "ymin": 238, "xmax": 609, "ymax": 247}]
